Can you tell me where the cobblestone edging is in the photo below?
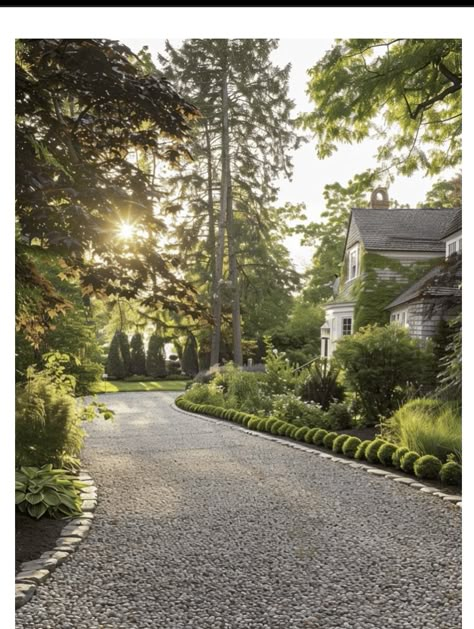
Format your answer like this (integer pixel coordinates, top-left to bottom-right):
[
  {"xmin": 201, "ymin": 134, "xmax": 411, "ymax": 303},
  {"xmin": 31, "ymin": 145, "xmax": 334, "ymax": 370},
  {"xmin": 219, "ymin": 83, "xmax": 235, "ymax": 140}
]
[
  {"xmin": 172, "ymin": 403, "xmax": 462, "ymax": 510},
  {"xmin": 15, "ymin": 471, "xmax": 98, "ymax": 610}
]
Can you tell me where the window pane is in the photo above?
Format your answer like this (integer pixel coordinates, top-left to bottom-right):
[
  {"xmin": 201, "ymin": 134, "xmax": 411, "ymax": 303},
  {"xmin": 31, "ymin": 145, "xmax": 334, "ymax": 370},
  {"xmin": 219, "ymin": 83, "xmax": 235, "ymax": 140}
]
[{"xmin": 342, "ymin": 317, "xmax": 352, "ymax": 335}]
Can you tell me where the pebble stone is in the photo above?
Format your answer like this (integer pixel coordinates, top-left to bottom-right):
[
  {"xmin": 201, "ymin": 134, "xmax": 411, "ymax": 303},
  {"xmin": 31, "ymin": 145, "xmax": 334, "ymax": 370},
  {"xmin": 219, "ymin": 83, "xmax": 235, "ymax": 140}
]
[{"xmin": 15, "ymin": 391, "xmax": 461, "ymax": 629}]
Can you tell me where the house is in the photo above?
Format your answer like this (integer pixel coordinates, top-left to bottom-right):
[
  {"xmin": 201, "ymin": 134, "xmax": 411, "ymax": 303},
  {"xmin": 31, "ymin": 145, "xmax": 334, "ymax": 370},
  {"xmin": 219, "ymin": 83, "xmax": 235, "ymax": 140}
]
[{"xmin": 320, "ymin": 188, "xmax": 460, "ymax": 357}]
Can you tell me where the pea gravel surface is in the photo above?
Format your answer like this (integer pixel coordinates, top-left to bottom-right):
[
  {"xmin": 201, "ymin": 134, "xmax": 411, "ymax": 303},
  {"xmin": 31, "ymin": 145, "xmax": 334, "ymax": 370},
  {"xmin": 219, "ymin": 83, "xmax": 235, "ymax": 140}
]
[{"xmin": 15, "ymin": 392, "xmax": 461, "ymax": 629}]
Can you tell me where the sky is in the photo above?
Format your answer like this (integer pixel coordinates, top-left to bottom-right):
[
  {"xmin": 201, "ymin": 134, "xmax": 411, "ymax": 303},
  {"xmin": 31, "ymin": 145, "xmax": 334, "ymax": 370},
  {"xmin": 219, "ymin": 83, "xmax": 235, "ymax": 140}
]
[{"xmin": 123, "ymin": 37, "xmax": 454, "ymax": 271}]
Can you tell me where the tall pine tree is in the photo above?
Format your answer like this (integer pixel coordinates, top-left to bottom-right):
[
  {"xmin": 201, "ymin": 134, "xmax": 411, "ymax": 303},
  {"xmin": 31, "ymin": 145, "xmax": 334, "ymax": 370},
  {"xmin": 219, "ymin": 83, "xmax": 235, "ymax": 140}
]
[
  {"xmin": 181, "ymin": 333, "xmax": 200, "ymax": 377},
  {"xmin": 146, "ymin": 334, "xmax": 167, "ymax": 378},
  {"xmin": 106, "ymin": 331, "xmax": 126, "ymax": 379},
  {"xmin": 158, "ymin": 39, "xmax": 302, "ymax": 365},
  {"xmin": 130, "ymin": 332, "xmax": 147, "ymax": 376}
]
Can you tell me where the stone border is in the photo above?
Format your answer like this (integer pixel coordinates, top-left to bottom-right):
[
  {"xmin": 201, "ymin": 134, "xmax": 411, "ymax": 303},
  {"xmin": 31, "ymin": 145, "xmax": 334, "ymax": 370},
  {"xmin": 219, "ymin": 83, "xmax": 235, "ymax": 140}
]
[
  {"xmin": 172, "ymin": 403, "xmax": 462, "ymax": 510},
  {"xmin": 15, "ymin": 470, "xmax": 98, "ymax": 610}
]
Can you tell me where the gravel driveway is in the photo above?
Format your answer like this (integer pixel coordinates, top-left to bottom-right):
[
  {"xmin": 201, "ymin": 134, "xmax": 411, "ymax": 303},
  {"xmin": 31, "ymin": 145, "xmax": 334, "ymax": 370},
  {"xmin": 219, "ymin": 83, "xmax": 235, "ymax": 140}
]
[{"xmin": 15, "ymin": 391, "xmax": 461, "ymax": 629}]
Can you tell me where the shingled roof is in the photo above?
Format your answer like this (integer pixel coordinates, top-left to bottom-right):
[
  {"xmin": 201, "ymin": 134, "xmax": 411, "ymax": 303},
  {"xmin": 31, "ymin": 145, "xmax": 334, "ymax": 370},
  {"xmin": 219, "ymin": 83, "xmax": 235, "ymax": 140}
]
[
  {"xmin": 442, "ymin": 209, "xmax": 462, "ymax": 239},
  {"xmin": 346, "ymin": 208, "xmax": 459, "ymax": 254},
  {"xmin": 385, "ymin": 258, "xmax": 462, "ymax": 310}
]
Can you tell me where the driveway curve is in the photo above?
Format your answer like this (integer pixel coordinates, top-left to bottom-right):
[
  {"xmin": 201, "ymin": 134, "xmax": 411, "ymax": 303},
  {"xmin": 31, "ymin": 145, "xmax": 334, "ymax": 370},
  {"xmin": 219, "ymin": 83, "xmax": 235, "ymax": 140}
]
[{"xmin": 16, "ymin": 392, "xmax": 461, "ymax": 629}]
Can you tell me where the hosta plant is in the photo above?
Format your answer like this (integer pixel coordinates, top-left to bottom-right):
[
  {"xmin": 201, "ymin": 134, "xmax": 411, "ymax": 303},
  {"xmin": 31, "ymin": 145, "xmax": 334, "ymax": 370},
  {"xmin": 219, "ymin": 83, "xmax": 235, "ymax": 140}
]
[{"xmin": 15, "ymin": 465, "xmax": 86, "ymax": 519}]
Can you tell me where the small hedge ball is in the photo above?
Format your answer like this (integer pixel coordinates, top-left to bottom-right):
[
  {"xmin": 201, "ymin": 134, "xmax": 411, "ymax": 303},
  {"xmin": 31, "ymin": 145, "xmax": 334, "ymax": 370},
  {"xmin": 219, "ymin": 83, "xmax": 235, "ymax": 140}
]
[
  {"xmin": 342, "ymin": 436, "xmax": 361, "ymax": 458},
  {"xmin": 322, "ymin": 431, "xmax": 338, "ymax": 449},
  {"xmin": 439, "ymin": 461, "xmax": 462, "ymax": 486},
  {"xmin": 265, "ymin": 418, "xmax": 277, "ymax": 431},
  {"xmin": 400, "ymin": 450, "xmax": 420, "ymax": 475},
  {"xmin": 392, "ymin": 447, "xmax": 410, "ymax": 469},
  {"xmin": 365, "ymin": 439, "xmax": 386, "ymax": 464},
  {"xmin": 377, "ymin": 443, "xmax": 398, "ymax": 467},
  {"xmin": 414, "ymin": 454, "xmax": 442, "ymax": 480},
  {"xmin": 271, "ymin": 420, "xmax": 284, "ymax": 435},
  {"xmin": 247, "ymin": 417, "xmax": 260, "ymax": 430},
  {"xmin": 278, "ymin": 423, "xmax": 289, "ymax": 436},
  {"xmin": 284, "ymin": 424, "xmax": 294, "ymax": 437},
  {"xmin": 295, "ymin": 426, "xmax": 309, "ymax": 442},
  {"xmin": 332, "ymin": 434, "xmax": 350, "ymax": 453},
  {"xmin": 305, "ymin": 428, "xmax": 318, "ymax": 444},
  {"xmin": 257, "ymin": 418, "xmax": 267, "ymax": 431},
  {"xmin": 313, "ymin": 429, "xmax": 328, "ymax": 446},
  {"xmin": 354, "ymin": 440, "xmax": 371, "ymax": 460}
]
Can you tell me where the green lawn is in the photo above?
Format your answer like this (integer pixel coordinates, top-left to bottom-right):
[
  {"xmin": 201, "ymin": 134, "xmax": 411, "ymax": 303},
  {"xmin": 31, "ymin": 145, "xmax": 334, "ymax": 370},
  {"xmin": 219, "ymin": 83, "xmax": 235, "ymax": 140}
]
[{"xmin": 89, "ymin": 380, "xmax": 188, "ymax": 394}]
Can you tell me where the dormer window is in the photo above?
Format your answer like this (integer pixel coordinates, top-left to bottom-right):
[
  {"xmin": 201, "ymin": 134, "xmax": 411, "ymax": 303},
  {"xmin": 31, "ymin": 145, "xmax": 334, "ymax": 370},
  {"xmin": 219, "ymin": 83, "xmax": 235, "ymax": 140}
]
[
  {"xmin": 445, "ymin": 235, "xmax": 462, "ymax": 259},
  {"xmin": 348, "ymin": 244, "xmax": 359, "ymax": 281}
]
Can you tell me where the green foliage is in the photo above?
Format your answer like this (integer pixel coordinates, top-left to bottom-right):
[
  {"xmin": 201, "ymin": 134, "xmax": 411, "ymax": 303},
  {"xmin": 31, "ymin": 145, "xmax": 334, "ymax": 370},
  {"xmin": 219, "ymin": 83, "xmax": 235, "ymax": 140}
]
[
  {"xmin": 285, "ymin": 424, "xmax": 297, "ymax": 438},
  {"xmin": 305, "ymin": 428, "xmax": 318, "ymax": 444},
  {"xmin": 301, "ymin": 39, "xmax": 461, "ymax": 176},
  {"xmin": 436, "ymin": 313, "xmax": 461, "ymax": 402},
  {"xmin": 325, "ymin": 402, "xmax": 352, "ymax": 430},
  {"xmin": 278, "ymin": 422, "xmax": 290, "ymax": 436},
  {"xmin": 413, "ymin": 455, "xmax": 442, "ymax": 480},
  {"xmin": 365, "ymin": 439, "xmax": 385, "ymax": 464},
  {"xmin": 313, "ymin": 429, "xmax": 329, "ymax": 446},
  {"xmin": 332, "ymin": 434, "xmax": 350, "ymax": 454},
  {"xmin": 15, "ymin": 465, "xmax": 85, "ymax": 519},
  {"xmin": 16, "ymin": 367, "xmax": 86, "ymax": 469},
  {"xmin": 294, "ymin": 426, "xmax": 309, "ymax": 442},
  {"xmin": 265, "ymin": 417, "xmax": 277, "ymax": 431},
  {"xmin": 257, "ymin": 418, "xmax": 268, "ymax": 431},
  {"xmin": 271, "ymin": 420, "xmax": 285, "ymax": 435},
  {"xmin": 181, "ymin": 333, "xmax": 200, "ymax": 377},
  {"xmin": 383, "ymin": 398, "xmax": 461, "ymax": 462},
  {"xmin": 400, "ymin": 451, "xmax": 420, "ymax": 475},
  {"xmin": 342, "ymin": 436, "xmax": 361, "ymax": 458},
  {"xmin": 270, "ymin": 392, "xmax": 324, "ymax": 429},
  {"xmin": 218, "ymin": 364, "xmax": 269, "ymax": 414},
  {"xmin": 130, "ymin": 332, "xmax": 147, "ymax": 376},
  {"xmin": 298, "ymin": 360, "xmax": 345, "ymax": 410},
  {"xmin": 301, "ymin": 173, "xmax": 375, "ymax": 303},
  {"xmin": 146, "ymin": 334, "xmax": 167, "ymax": 378},
  {"xmin": 439, "ymin": 461, "xmax": 462, "ymax": 486},
  {"xmin": 322, "ymin": 431, "xmax": 338, "ymax": 449},
  {"xmin": 16, "ymin": 39, "xmax": 201, "ymax": 346},
  {"xmin": 422, "ymin": 175, "xmax": 462, "ymax": 208},
  {"xmin": 352, "ymin": 253, "xmax": 439, "ymax": 331},
  {"xmin": 182, "ymin": 382, "xmax": 225, "ymax": 408},
  {"xmin": 270, "ymin": 299, "xmax": 325, "ymax": 364},
  {"xmin": 377, "ymin": 443, "xmax": 398, "ymax": 467},
  {"xmin": 248, "ymin": 417, "xmax": 261, "ymax": 430},
  {"xmin": 106, "ymin": 331, "xmax": 126, "ymax": 380},
  {"xmin": 334, "ymin": 324, "xmax": 437, "ymax": 425},
  {"xmin": 392, "ymin": 447, "xmax": 410, "ymax": 469},
  {"xmin": 262, "ymin": 340, "xmax": 298, "ymax": 395},
  {"xmin": 354, "ymin": 440, "xmax": 371, "ymax": 461}
]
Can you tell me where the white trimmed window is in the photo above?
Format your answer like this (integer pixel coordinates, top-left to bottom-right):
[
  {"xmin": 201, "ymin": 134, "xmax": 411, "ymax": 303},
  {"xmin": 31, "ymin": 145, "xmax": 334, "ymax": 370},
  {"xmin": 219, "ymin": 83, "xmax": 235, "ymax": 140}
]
[
  {"xmin": 348, "ymin": 245, "xmax": 359, "ymax": 280},
  {"xmin": 446, "ymin": 235, "xmax": 462, "ymax": 258},
  {"xmin": 342, "ymin": 317, "xmax": 352, "ymax": 336}
]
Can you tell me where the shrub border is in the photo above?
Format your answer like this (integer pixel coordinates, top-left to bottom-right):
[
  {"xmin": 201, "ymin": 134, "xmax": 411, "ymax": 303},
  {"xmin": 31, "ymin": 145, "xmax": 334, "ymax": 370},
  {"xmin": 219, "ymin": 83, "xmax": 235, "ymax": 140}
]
[
  {"xmin": 173, "ymin": 397, "xmax": 462, "ymax": 506},
  {"xmin": 15, "ymin": 470, "xmax": 98, "ymax": 610}
]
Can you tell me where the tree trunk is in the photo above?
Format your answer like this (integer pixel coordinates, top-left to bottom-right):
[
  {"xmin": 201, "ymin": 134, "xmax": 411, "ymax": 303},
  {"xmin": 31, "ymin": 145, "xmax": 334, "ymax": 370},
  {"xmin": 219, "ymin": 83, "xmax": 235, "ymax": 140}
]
[
  {"xmin": 204, "ymin": 120, "xmax": 216, "ymax": 297},
  {"xmin": 210, "ymin": 65, "xmax": 229, "ymax": 367},
  {"xmin": 226, "ymin": 176, "xmax": 243, "ymax": 365}
]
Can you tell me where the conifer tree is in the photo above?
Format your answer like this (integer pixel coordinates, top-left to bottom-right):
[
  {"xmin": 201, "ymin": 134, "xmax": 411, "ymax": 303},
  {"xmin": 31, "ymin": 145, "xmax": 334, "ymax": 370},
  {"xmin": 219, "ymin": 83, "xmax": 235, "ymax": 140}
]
[
  {"xmin": 146, "ymin": 334, "xmax": 167, "ymax": 378},
  {"xmin": 130, "ymin": 332, "xmax": 147, "ymax": 376},
  {"xmin": 181, "ymin": 333, "xmax": 200, "ymax": 377},
  {"xmin": 118, "ymin": 332, "xmax": 131, "ymax": 377},
  {"xmin": 158, "ymin": 39, "xmax": 302, "ymax": 365},
  {"xmin": 106, "ymin": 331, "xmax": 126, "ymax": 379}
]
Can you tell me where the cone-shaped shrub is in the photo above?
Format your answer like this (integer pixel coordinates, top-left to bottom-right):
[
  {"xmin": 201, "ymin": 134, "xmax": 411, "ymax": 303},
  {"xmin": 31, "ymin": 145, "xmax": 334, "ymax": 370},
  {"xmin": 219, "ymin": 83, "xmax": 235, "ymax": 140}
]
[
  {"xmin": 106, "ymin": 331, "xmax": 126, "ymax": 379},
  {"xmin": 439, "ymin": 461, "xmax": 462, "ymax": 486},
  {"xmin": 342, "ymin": 436, "xmax": 361, "ymax": 458},
  {"xmin": 332, "ymin": 434, "xmax": 350, "ymax": 453},
  {"xmin": 295, "ymin": 426, "xmax": 309, "ymax": 442},
  {"xmin": 323, "ymin": 432, "xmax": 338, "ymax": 449},
  {"xmin": 414, "ymin": 455, "xmax": 442, "ymax": 480},
  {"xmin": 146, "ymin": 334, "xmax": 167, "ymax": 378},
  {"xmin": 400, "ymin": 450, "xmax": 420, "ymax": 474},
  {"xmin": 130, "ymin": 333, "xmax": 147, "ymax": 375},
  {"xmin": 392, "ymin": 446, "xmax": 410, "ymax": 469},
  {"xmin": 377, "ymin": 443, "xmax": 398, "ymax": 467},
  {"xmin": 118, "ymin": 332, "xmax": 131, "ymax": 377},
  {"xmin": 354, "ymin": 440, "xmax": 371, "ymax": 460},
  {"xmin": 181, "ymin": 333, "xmax": 199, "ymax": 377},
  {"xmin": 305, "ymin": 428, "xmax": 318, "ymax": 444},
  {"xmin": 313, "ymin": 428, "xmax": 328, "ymax": 446},
  {"xmin": 365, "ymin": 439, "xmax": 385, "ymax": 464}
]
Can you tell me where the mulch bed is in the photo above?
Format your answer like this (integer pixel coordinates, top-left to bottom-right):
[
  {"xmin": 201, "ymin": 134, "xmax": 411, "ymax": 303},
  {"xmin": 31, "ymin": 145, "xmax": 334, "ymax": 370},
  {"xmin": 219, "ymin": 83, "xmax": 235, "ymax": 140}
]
[{"xmin": 16, "ymin": 514, "xmax": 69, "ymax": 574}]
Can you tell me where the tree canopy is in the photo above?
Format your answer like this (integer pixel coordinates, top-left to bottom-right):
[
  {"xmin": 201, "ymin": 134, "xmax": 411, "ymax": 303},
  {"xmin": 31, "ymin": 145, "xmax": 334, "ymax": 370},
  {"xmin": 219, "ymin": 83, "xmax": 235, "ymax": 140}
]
[
  {"xmin": 301, "ymin": 39, "xmax": 461, "ymax": 177},
  {"xmin": 16, "ymin": 38, "xmax": 202, "ymax": 345}
]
